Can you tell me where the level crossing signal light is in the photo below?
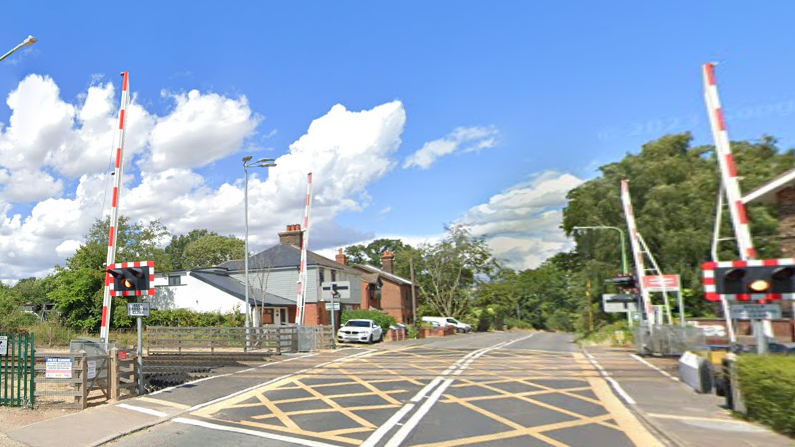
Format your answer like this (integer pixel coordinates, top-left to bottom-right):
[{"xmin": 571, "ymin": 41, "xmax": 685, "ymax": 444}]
[
  {"xmin": 107, "ymin": 262, "xmax": 154, "ymax": 296},
  {"xmin": 703, "ymin": 260, "xmax": 795, "ymax": 302}
]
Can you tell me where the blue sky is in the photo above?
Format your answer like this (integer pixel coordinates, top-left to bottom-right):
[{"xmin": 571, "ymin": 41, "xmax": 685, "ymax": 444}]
[{"xmin": 2, "ymin": 2, "xmax": 795, "ymax": 281}]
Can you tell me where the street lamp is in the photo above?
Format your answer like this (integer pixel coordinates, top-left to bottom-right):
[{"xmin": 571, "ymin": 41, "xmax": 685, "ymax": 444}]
[
  {"xmin": 243, "ymin": 156, "xmax": 276, "ymax": 348},
  {"xmin": 572, "ymin": 226, "xmax": 629, "ymax": 274},
  {"xmin": 0, "ymin": 36, "xmax": 37, "ymax": 64}
]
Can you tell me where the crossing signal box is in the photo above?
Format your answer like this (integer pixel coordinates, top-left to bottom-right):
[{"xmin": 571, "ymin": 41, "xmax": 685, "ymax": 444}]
[
  {"xmin": 703, "ymin": 259, "xmax": 795, "ymax": 302},
  {"xmin": 611, "ymin": 274, "xmax": 637, "ymax": 291},
  {"xmin": 107, "ymin": 261, "xmax": 155, "ymax": 297}
]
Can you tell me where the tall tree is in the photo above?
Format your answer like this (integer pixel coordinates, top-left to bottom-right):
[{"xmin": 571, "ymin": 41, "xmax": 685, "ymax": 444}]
[
  {"xmin": 563, "ymin": 133, "xmax": 795, "ymax": 315},
  {"xmin": 344, "ymin": 239, "xmax": 409, "ymax": 267},
  {"xmin": 165, "ymin": 229, "xmax": 214, "ymax": 270},
  {"xmin": 182, "ymin": 234, "xmax": 245, "ymax": 269},
  {"xmin": 412, "ymin": 225, "xmax": 497, "ymax": 318}
]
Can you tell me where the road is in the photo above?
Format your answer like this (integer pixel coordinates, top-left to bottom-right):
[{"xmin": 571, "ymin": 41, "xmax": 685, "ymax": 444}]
[{"xmin": 105, "ymin": 332, "xmax": 659, "ymax": 447}]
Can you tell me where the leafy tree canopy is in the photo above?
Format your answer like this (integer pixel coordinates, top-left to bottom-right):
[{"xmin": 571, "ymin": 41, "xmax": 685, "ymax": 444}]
[{"xmin": 182, "ymin": 234, "xmax": 245, "ymax": 269}]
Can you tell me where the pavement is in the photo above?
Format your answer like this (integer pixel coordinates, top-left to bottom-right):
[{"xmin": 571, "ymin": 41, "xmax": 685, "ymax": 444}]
[
  {"xmin": 3, "ymin": 341, "xmax": 794, "ymax": 447},
  {"xmin": 583, "ymin": 346, "xmax": 794, "ymax": 447}
]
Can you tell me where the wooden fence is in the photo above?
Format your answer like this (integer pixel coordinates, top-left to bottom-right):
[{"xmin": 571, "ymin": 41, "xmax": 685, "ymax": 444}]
[
  {"xmin": 147, "ymin": 325, "xmax": 335, "ymax": 354},
  {"xmin": 33, "ymin": 350, "xmax": 139, "ymax": 409}
]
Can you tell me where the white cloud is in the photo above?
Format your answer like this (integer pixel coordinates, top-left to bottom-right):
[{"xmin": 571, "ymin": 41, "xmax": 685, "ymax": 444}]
[
  {"xmin": 0, "ymin": 74, "xmax": 407, "ymax": 281},
  {"xmin": 458, "ymin": 171, "xmax": 584, "ymax": 270},
  {"xmin": 403, "ymin": 125, "xmax": 498, "ymax": 169},
  {"xmin": 148, "ymin": 90, "xmax": 260, "ymax": 171}
]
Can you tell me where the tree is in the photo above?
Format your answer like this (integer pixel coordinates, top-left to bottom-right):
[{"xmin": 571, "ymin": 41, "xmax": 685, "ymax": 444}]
[
  {"xmin": 86, "ymin": 216, "xmax": 173, "ymax": 271},
  {"xmin": 49, "ymin": 217, "xmax": 174, "ymax": 330},
  {"xmin": 165, "ymin": 229, "xmax": 214, "ymax": 270},
  {"xmin": 9, "ymin": 277, "xmax": 50, "ymax": 311},
  {"xmin": 412, "ymin": 225, "xmax": 497, "ymax": 318},
  {"xmin": 563, "ymin": 133, "xmax": 795, "ymax": 318},
  {"xmin": 182, "ymin": 234, "xmax": 245, "ymax": 269},
  {"xmin": 344, "ymin": 239, "xmax": 410, "ymax": 267}
]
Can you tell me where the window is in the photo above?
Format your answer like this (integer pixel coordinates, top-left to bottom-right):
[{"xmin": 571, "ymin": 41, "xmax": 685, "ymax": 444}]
[
  {"xmin": 319, "ymin": 268, "xmax": 325, "ymax": 284},
  {"xmin": 331, "ymin": 270, "xmax": 337, "ymax": 281},
  {"xmin": 168, "ymin": 275, "xmax": 181, "ymax": 286}
]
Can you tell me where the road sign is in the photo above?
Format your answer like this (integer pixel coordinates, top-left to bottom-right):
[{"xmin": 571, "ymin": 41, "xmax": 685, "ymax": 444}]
[
  {"xmin": 642, "ymin": 274, "xmax": 680, "ymax": 292},
  {"xmin": 325, "ymin": 302, "xmax": 341, "ymax": 311},
  {"xmin": 0, "ymin": 336, "xmax": 7, "ymax": 356},
  {"xmin": 602, "ymin": 294, "xmax": 638, "ymax": 313},
  {"xmin": 126, "ymin": 302, "xmax": 150, "ymax": 317},
  {"xmin": 321, "ymin": 281, "xmax": 351, "ymax": 300},
  {"xmin": 729, "ymin": 303, "xmax": 782, "ymax": 320}
]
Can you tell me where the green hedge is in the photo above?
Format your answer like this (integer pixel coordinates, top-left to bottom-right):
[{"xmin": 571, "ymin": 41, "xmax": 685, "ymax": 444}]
[{"xmin": 737, "ymin": 355, "xmax": 795, "ymax": 436}]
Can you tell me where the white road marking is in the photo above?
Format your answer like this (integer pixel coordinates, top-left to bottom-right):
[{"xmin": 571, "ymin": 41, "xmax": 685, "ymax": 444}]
[
  {"xmin": 384, "ymin": 378, "xmax": 455, "ymax": 447},
  {"xmin": 584, "ymin": 352, "xmax": 637, "ymax": 405},
  {"xmin": 117, "ymin": 403, "xmax": 167, "ymax": 417},
  {"xmin": 378, "ymin": 333, "xmax": 536, "ymax": 447},
  {"xmin": 174, "ymin": 417, "xmax": 339, "ymax": 447},
  {"xmin": 630, "ymin": 354, "xmax": 680, "ymax": 382}
]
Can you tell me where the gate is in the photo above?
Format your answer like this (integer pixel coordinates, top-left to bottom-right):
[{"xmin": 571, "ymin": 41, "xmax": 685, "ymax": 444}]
[{"xmin": 0, "ymin": 332, "xmax": 35, "ymax": 407}]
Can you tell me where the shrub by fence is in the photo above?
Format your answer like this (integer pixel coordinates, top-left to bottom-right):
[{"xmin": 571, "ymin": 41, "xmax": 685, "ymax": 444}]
[{"xmin": 737, "ymin": 355, "xmax": 795, "ymax": 437}]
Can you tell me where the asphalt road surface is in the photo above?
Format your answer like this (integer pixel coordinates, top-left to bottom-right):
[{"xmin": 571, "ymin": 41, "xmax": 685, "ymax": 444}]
[{"xmin": 106, "ymin": 332, "xmax": 658, "ymax": 447}]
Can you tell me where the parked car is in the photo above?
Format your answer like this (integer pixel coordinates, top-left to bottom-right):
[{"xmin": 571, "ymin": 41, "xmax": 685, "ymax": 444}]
[
  {"xmin": 337, "ymin": 319, "xmax": 383, "ymax": 344},
  {"xmin": 421, "ymin": 316, "xmax": 472, "ymax": 333}
]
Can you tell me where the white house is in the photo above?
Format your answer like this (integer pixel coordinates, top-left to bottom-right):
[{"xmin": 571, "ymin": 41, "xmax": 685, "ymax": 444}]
[{"xmin": 151, "ymin": 224, "xmax": 363, "ymax": 326}]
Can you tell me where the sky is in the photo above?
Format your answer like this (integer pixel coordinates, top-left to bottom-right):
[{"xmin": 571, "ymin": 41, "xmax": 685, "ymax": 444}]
[{"xmin": 2, "ymin": 2, "xmax": 795, "ymax": 282}]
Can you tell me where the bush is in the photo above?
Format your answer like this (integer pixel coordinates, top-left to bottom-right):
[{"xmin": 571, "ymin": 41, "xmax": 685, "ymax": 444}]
[
  {"xmin": 503, "ymin": 317, "xmax": 534, "ymax": 330},
  {"xmin": 737, "ymin": 355, "xmax": 795, "ymax": 436},
  {"xmin": 340, "ymin": 309, "xmax": 397, "ymax": 332},
  {"xmin": 577, "ymin": 320, "xmax": 632, "ymax": 346}
]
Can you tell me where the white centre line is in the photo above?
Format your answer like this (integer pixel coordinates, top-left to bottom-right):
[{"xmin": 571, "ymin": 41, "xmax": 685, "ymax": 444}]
[{"xmin": 376, "ymin": 333, "xmax": 536, "ymax": 447}]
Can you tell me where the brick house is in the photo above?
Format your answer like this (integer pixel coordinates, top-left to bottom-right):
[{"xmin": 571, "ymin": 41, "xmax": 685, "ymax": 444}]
[
  {"xmin": 743, "ymin": 169, "xmax": 795, "ymax": 256},
  {"xmin": 342, "ymin": 250, "xmax": 416, "ymax": 325}
]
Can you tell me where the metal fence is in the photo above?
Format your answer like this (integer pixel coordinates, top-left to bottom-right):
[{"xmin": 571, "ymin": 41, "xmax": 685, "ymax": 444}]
[
  {"xmin": 634, "ymin": 324, "xmax": 706, "ymax": 356},
  {"xmin": 0, "ymin": 332, "xmax": 35, "ymax": 407},
  {"xmin": 297, "ymin": 325, "xmax": 334, "ymax": 352}
]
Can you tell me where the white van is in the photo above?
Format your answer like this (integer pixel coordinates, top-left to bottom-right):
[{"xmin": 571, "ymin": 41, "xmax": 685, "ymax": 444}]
[{"xmin": 421, "ymin": 316, "xmax": 472, "ymax": 333}]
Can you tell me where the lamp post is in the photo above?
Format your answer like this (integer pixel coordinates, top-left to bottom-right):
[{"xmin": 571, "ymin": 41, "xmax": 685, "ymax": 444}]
[
  {"xmin": 1, "ymin": 36, "xmax": 37, "ymax": 64},
  {"xmin": 243, "ymin": 156, "xmax": 276, "ymax": 348},
  {"xmin": 572, "ymin": 226, "xmax": 629, "ymax": 274}
]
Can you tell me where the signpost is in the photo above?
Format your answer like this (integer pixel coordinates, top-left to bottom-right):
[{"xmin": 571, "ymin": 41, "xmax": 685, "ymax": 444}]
[
  {"xmin": 729, "ymin": 303, "xmax": 782, "ymax": 320},
  {"xmin": 126, "ymin": 301, "xmax": 150, "ymax": 395},
  {"xmin": 45, "ymin": 358, "xmax": 72, "ymax": 379},
  {"xmin": 602, "ymin": 294, "xmax": 639, "ymax": 314},
  {"xmin": 324, "ymin": 302, "xmax": 341, "ymax": 311},
  {"xmin": 0, "ymin": 336, "xmax": 7, "ymax": 356}
]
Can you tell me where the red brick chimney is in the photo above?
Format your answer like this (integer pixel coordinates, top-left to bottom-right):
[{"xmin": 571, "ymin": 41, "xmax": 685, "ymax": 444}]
[
  {"xmin": 278, "ymin": 224, "xmax": 303, "ymax": 247},
  {"xmin": 381, "ymin": 250, "xmax": 394, "ymax": 273},
  {"xmin": 336, "ymin": 248, "xmax": 346, "ymax": 265}
]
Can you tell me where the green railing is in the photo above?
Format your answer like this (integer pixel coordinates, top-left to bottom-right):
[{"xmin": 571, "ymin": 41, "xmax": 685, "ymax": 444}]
[{"xmin": 1, "ymin": 332, "xmax": 35, "ymax": 407}]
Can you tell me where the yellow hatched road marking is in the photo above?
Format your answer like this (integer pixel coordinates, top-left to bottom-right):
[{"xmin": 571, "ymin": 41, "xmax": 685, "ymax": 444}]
[{"xmin": 294, "ymin": 379, "xmax": 378, "ymax": 429}]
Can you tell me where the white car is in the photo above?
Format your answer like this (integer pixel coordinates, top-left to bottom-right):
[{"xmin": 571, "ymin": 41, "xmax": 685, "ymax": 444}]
[
  {"xmin": 337, "ymin": 319, "xmax": 383, "ymax": 344},
  {"xmin": 422, "ymin": 316, "xmax": 472, "ymax": 333}
]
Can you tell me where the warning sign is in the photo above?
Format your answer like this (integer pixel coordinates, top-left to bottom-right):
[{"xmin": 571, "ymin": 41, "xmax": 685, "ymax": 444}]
[
  {"xmin": 0, "ymin": 336, "xmax": 7, "ymax": 356},
  {"xmin": 45, "ymin": 358, "xmax": 73, "ymax": 379}
]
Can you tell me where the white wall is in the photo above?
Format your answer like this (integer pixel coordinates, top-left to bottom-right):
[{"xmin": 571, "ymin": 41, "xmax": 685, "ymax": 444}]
[{"xmin": 151, "ymin": 272, "xmax": 244, "ymax": 314}]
